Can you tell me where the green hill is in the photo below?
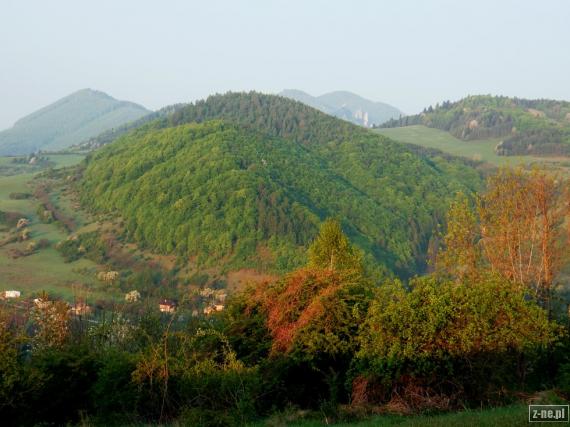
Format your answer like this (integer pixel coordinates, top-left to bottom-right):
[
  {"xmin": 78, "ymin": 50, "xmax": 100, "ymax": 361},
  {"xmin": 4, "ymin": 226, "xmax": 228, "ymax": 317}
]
[
  {"xmin": 381, "ymin": 95, "xmax": 570, "ymax": 156},
  {"xmin": 0, "ymin": 89, "xmax": 150, "ymax": 155},
  {"xmin": 79, "ymin": 92, "xmax": 482, "ymax": 276},
  {"xmin": 376, "ymin": 125, "xmax": 536, "ymax": 166},
  {"xmin": 280, "ymin": 89, "xmax": 402, "ymax": 127}
]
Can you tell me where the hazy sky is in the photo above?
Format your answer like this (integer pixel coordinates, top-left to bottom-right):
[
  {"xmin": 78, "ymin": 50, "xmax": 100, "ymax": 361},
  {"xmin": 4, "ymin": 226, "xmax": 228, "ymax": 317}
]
[{"xmin": 1, "ymin": 0, "xmax": 569, "ymax": 130}]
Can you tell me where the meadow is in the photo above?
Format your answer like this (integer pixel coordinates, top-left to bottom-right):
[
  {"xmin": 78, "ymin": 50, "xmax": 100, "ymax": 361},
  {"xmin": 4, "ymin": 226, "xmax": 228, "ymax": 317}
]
[
  {"xmin": 0, "ymin": 154, "xmax": 108, "ymax": 300},
  {"xmin": 375, "ymin": 125, "xmax": 570, "ymax": 168}
]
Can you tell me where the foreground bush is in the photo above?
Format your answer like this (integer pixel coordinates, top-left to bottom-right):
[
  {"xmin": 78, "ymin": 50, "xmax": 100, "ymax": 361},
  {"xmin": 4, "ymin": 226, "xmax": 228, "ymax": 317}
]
[{"xmin": 353, "ymin": 275, "xmax": 561, "ymax": 408}]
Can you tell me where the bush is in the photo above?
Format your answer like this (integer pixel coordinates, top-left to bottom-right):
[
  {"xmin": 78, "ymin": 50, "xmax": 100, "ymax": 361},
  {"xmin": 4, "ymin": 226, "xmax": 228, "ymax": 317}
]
[
  {"xmin": 91, "ymin": 351, "xmax": 138, "ymax": 423},
  {"xmin": 8, "ymin": 192, "xmax": 32, "ymax": 200},
  {"xmin": 353, "ymin": 276, "xmax": 560, "ymax": 406}
]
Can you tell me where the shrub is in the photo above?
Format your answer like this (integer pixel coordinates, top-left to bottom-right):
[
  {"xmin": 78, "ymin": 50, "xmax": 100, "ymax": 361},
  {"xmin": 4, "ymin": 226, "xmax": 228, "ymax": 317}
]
[
  {"xmin": 354, "ymin": 276, "xmax": 560, "ymax": 406},
  {"xmin": 8, "ymin": 192, "xmax": 32, "ymax": 200}
]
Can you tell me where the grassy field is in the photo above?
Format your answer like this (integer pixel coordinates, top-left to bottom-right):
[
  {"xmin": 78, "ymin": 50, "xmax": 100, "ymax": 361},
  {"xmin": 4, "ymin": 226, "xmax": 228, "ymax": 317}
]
[
  {"xmin": 375, "ymin": 125, "xmax": 570, "ymax": 168},
  {"xmin": 253, "ymin": 404, "xmax": 549, "ymax": 426},
  {"xmin": 0, "ymin": 153, "xmax": 112, "ymax": 300}
]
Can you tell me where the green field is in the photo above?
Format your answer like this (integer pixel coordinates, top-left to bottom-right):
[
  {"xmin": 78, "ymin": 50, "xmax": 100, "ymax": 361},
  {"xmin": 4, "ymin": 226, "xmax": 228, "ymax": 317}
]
[
  {"xmin": 0, "ymin": 153, "xmax": 111, "ymax": 300},
  {"xmin": 375, "ymin": 125, "xmax": 570, "ymax": 168}
]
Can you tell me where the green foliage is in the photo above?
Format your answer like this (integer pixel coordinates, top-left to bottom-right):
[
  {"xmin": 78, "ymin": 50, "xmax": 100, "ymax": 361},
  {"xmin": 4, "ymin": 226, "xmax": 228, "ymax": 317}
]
[
  {"xmin": 79, "ymin": 92, "xmax": 482, "ymax": 275},
  {"xmin": 0, "ymin": 317, "xmax": 23, "ymax": 413},
  {"xmin": 436, "ymin": 193, "xmax": 480, "ymax": 280},
  {"xmin": 90, "ymin": 350, "xmax": 138, "ymax": 422},
  {"xmin": 36, "ymin": 204, "xmax": 54, "ymax": 223},
  {"xmin": 55, "ymin": 231, "xmax": 107, "ymax": 263},
  {"xmin": 8, "ymin": 192, "xmax": 32, "ymax": 200},
  {"xmin": 382, "ymin": 95, "xmax": 570, "ymax": 156},
  {"xmin": 0, "ymin": 210, "xmax": 23, "ymax": 228},
  {"xmin": 308, "ymin": 219, "xmax": 363, "ymax": 272},
  {"xmin": 354, "ymin": 275, "xmax": 561, "ymax": 402}
]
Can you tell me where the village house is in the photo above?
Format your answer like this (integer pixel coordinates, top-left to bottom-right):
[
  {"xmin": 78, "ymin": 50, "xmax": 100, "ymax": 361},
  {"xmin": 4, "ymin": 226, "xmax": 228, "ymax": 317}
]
[
  {"xmin": 2, "ymin": 290, "xmax": 21, "ymax": 299},
  {"xmin": 159, "ymin": 299, "xmax": 177, "ymax": 313}
]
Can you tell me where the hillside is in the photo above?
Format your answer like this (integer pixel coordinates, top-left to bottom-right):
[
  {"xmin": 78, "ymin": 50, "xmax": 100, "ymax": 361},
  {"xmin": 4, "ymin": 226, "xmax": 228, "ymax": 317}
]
[
  {"xmin": 0, "ymin": 89, "xmax": 150, "ymax": 155},
  {"xmin": 381, "ymin": 95, "xmax": 570, "ymax": 156},
  {"xmin": 78, "ymin": 92, "xmax": 482, "ymax": 277},
  {"xmin": 280, "ymin": 89, "xmax": 401, "ymax": 127},
  {"xmin": 376, "ymin": 125, "xmax": 531, "ymax": 166}
]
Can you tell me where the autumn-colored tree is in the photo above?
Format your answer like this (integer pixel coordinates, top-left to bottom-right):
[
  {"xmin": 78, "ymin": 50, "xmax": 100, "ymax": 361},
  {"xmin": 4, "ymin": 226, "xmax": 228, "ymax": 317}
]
[
  {"xmin": 256, "ymin": 268, "xmax": 368, "ymax": 356},
  {"xmin": 249, "ymin": 219, "xmax": 370, "ymax": 357},
  {"xmin": 437, "ymin": 168, "xmax": 568, "ymax": 312},
  {"xmin": 478, "ymin": 168, "xmax": 568, "ymax": 308}
]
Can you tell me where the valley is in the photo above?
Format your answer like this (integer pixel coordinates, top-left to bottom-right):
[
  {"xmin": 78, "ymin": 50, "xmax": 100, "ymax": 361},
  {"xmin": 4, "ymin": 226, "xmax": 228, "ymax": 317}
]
[{"xmin": 1, "ymin": 92, "xmax": 569, "ymax": 427}]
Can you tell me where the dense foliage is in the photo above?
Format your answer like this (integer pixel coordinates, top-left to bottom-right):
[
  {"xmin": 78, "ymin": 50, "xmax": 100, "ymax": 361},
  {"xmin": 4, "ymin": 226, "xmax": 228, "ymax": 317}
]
[
  {"xmin": 354, "ymin": 276, "xmax": 560, "ymax": 407},
  {"xmin": 1, "ymin": 217, "xmax": 565, "ymax": 426},
  {"xmin": 79, "ymin": 92, "xmax": 482, "ymax": 275},
  {"xmin": 381, "ymin": 95, "xmax": 570, "ymax": 156}
]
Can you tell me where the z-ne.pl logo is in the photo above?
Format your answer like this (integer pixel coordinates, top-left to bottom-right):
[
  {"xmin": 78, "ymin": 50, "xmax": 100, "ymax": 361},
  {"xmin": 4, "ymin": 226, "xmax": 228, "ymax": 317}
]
[{"xmin": 529, "ymin": 405, "xmax": 569, "ymax": 423}]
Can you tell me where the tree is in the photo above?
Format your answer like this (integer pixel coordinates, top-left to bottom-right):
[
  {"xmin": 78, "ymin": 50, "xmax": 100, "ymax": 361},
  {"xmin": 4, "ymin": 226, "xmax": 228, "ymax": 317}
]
[
  {"xmin": 436, "ymin": 193, "xmax": 481, "ymax": 281},
  {"xmin": 244, "ymin": 220, "xmax": 371, "ymax": 359},
  {"xmin": 478, "ymin": 168, "xmax": 568, "ymax": 309},
  {"xmin": 31, "ymin": 296, "xmax": 70, "ymax": 350},
  {"xmin": 307, "ymin": 219, "xmax": 362, "ymax": 272},
  {"xmin": 437, "ymin": 168, "xmax": 569, "ymax": 312}
]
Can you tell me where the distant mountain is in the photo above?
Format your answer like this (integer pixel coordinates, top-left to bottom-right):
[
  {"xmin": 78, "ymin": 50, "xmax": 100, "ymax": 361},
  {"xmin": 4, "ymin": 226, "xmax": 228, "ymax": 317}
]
[
  {"xmin": 79, "ymin": 92, "xmax": 482, "ymax": 277},
  {"xmin": 382, "ymin": 95, "xmax": 570, "ymax": 157},
  {"xmin": 279, "ymin": 89, "xmax": 402, "ymax": 127},
  {"xmin": 0, "ymin": 89, "xmax": 150, "ymax": 155}
]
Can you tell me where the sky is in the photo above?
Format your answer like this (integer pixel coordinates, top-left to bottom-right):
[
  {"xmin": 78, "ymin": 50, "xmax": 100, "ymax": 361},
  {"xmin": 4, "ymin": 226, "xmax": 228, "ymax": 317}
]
[{"xmin": 1, "ymin": 0, "xmax": 569, "ymax": 130}]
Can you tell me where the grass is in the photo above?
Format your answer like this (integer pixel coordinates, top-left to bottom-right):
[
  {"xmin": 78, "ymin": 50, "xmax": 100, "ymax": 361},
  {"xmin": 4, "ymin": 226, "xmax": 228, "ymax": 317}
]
[
  {"xmin": 252, "ymin": 404, "xmax": 551, "ymax": 426},
  {"xmin": 45, "ymin": 153, "xmax": 87, "ymax": 168},
  {"xmin": 0, "ymin": 153, "xmax": 115, "ymax": 301},
  {"xmin": 375, "ymin": 125, "xmax": 570, "ymax": 168}
]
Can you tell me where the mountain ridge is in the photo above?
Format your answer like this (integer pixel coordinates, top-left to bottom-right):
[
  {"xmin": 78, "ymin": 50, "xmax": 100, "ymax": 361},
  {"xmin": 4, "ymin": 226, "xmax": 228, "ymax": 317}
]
[
  {"xmin": 279, "ymin": 89, "xmax": 402, "ymax": 127},
  {"xmin": 0, "ymin": 89, "xmax": 150, "ymax": 155}
]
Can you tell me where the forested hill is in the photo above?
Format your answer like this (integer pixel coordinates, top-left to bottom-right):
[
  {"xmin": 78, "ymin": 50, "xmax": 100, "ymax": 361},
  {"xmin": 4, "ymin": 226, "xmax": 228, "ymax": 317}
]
[
  {"xmin": 381, "ymin": 95, "xmax": 570, "ymax": 156},
  {"xmin": 0, "ymin": 89, "xmax": 150, "ymax": 155},
  {"xmin": 79, "ymin": 92, "xmax": 483, "ymax": 276},
  {"xmin": 279, "ymin": 89, "xmax": 402, "ymax": 127}
]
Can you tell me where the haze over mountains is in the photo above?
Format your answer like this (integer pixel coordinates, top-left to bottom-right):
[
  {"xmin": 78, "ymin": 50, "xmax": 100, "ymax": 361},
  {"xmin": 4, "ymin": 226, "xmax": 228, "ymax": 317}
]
[
  {"xmin": 280, "ymin": 89, "xmax": 402, "ymax": 127},
  {"xmin": 0, "ymin": 89, "xmax": 150, "ymax": 155}
]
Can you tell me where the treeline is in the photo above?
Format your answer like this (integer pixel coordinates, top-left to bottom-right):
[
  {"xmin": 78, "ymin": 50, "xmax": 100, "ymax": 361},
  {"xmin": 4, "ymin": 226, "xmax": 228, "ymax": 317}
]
[
  {"xmin": 78, "ymin": 93, "xmax": 483, "ymax": 277},
  {"xmin": 2, "ymin": 167, "xmax": 570, "ymax": 425},
  {"xmin": 380, "ymin": 95, "xmax": 570, "ymax": 156}
]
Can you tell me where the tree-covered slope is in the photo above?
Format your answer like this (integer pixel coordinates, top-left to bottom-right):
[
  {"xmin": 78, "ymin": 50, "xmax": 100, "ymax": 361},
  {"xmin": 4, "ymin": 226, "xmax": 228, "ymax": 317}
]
[
  {"xmin": 0, "ymin": 89, "xmax": 150, "ymax": 155},
  {"xmin": 382, "ymin": 95, "xmax": 570, "ymax": 156},
  {"xmin": 280, "ymin": 89, "xmax": 402, "ymax": 127},
  {"xmin": 79, "ymin": 92, "xmax": 482, "ymax": 276}
]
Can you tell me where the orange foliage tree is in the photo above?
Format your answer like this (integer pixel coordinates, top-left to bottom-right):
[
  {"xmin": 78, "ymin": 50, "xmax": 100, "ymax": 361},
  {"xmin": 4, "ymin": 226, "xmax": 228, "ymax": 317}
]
[
  {"xmin": 249, "ymin": 219, "xmax": 370, "ymax": 358},
  {"xmin": 438, "ymin": 167, "xmax": 569, "ymax": 311}
]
